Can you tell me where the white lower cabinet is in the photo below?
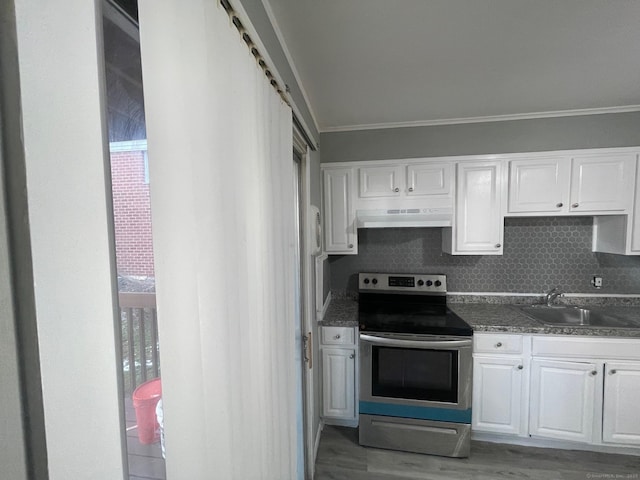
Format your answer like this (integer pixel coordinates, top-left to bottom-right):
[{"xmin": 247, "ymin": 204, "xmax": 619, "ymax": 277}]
[
  {"xmin": 529, "ymin": 358, "xmax": 597, "ymax": 443},
  {"xmin": 472, "ymin": 334, "xmax": 528, "ymax": 436},
  {"xmin": 603, "ymin": 362, "xmax": 640, "ymax": 445},
  {"xmin": 473, "ymin": 334, "xmax": 640, "ymax": 453},
  {"xmin": 472, "ymin": 356, "xmax": 525, "ymax": 435},
  {"xmin": 321, "ymin": 327, "xmax": 357, "ymax": 425},
  {"xmin": 322, "ymin": 348, "xmax": 355, "ymax": 419}
]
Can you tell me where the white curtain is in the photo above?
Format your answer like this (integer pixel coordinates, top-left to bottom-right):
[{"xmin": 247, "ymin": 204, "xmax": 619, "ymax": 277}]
[{"xmin": 138, "ymin": 2, "xmax": 297, "ymax": 478}]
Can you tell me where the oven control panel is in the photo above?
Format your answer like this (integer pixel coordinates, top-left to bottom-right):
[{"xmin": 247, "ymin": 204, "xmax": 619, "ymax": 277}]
[{"xmin": 359, "ymin": 273, "xmax": 447, "ymax": 293}]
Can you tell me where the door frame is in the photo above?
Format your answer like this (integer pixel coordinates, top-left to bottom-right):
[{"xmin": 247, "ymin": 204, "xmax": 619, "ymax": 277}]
[{"xmin": 293, "ymin": 126, "xmax": 317, "ymax": 479}]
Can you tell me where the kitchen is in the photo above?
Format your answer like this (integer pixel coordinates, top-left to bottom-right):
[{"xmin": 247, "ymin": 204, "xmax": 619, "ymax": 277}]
[
  {"xmin": 272, "ymin": 0, "xmax": 640, "ymax": 478},
  {"xmin": 316, "ymin": 149, "xmax": 640, "ymax": 477},
  {"xmin": 3, "ymin": 1, "xmax": 640, "ymax": 479}
]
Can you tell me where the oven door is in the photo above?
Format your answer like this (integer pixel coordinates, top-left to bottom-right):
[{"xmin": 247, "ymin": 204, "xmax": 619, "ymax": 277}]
[{"xmin": 360, "ymin": 333, "xmax": 472, "ymax": 422}]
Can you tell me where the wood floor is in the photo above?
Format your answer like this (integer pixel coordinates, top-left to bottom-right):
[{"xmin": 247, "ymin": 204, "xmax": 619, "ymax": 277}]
[{"xmin": 314, "ymin": 426, "xmax": 640, "ymax": 480}]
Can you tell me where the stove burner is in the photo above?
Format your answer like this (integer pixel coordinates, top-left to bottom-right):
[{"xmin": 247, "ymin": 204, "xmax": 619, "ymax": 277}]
[{"xmin": 358, "ymin": 272, "xmax": 472, "ymax": 337}]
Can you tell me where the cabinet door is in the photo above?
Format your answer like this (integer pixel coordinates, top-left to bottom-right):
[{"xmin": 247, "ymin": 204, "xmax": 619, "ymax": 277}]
[
  {"xmin": 406, "ymin": 163, "xmax": 452, "ymax": 197},
  {"xmin": 323, "ymin": 168, "xmax": 356, "ymax": 254},
  {"xmin": 447, "ymin": 161, "xmax": 504, "ymax": 255},
  {"xmin": 472, "ymin": 356, "xmax": 525, "ymax": 435},
  {"xmin": 508, "ymin": 157, "xmax": 570, "ymax": 214},
  {"xmin": 529, "ymin": 358, "xmax": 597, "ymax": 443},
  {"xmin": 603, "ymin": 362, "xmax": 640, "ymax": 445},
  {"xmin": 358, "ymin": 165, "xmax": 403, "ymax": 198},
  {"xmin": 570, "ymin": 154, "xmax": 636, "ymax": 213},
  {"xmin": 322, "ymin": 348, "xmax": 356, "ymax": 419}
]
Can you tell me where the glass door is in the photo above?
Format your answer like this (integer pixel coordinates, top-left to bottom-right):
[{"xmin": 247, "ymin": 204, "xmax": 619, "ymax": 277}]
[{"xmin": 102, "ymin": 1, "xmax": 165, "ymax": 478}]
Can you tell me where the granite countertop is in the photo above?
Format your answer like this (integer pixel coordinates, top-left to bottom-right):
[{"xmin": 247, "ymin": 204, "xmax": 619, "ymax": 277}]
[
  {"xmin": 319, "ymin": 298, "xmax": 359, "ymax": 327},
  {"xmin": 319, "ymin": 295, "xmax": 640, "ymax": 338},
  {"xmin": 448, "ymin": 303, "xmax": 640, "ymax": 338}
]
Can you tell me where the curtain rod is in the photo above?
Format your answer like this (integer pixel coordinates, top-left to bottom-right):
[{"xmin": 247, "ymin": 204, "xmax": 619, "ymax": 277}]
[{"xmin": 219, "ymin": 0, "xmax": 317, "ymax": 151}]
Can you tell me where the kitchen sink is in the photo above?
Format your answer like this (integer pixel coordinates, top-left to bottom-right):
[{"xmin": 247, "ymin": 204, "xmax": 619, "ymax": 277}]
[{"xmin": 516, "ymin": 305, "xmax": 640, "ymax": 328}]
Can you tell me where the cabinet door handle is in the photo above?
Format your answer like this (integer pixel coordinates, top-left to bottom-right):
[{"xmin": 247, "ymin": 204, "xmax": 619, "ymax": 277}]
[
  {"xmin": 590, "ymin": 370, "xmax": 598, "ymax": 376},
  {"xmin": 517, "ymin": 365, "xmax": 523, "ymax": 370},
  {"xmin": 408, "ymin": 187, "xmax": 414, "ymax": 192},
  {"xmin": 348, "ymin": 244, "xmax": 354, "ymax": 249},
  {"xmin": 556, "ymin": 202, "xmax": 563, "ymax": 208},
  {"xmin": 572, "ymin": 203, "xmax": 579, "ymax": 208},
  {"xmin": 495, "ymin": 244, "xmax": 501, "ymax": 248},
  {"xmin": 609, "ymin": 369, "xmax": 617, "ymax": 375},
  {"xmin": 349, "ymin": 353, "xmax": 355, "ymax": 359},
  {"xmin": 495, "ymin": 342, "xmax": 503, "ymax": 348},
  {"xmin": 394, "ymin": 187, "xmax": 400, "ymax": 192}
]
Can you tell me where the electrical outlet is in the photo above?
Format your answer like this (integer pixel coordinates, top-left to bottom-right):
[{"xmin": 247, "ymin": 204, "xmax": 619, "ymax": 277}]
[{"xmin": 591, "ymin": 276, "xmax": 603, "ymax": 289}]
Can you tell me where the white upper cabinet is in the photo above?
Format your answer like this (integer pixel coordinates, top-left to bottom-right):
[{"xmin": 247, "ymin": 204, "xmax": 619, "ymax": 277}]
[
  {"xmin": 508, "ymin": 152, "xmax": 636, "ymax": 216},
  {"xmin": 570, "ymin": 153, "xmax": 636, "ymax": 213},
  {"xmin": 358, "ymin": 165, "xmax": 403, "ymax": 198},
  {"xmin": 323, "ymin": 167, "xmax": 357, "ymax": 254},
  {"xmin": 357, "ymin": 162, "xmax": 453, "ymax": 200},
  {"xmin": 406, "ymin": 163, "xmax": 453, "ymax": 197},
  {"xmin": 443, "ymin": 160, "xmax": 504, "ymax": 255},
  {"xmin": 592, "ymin": 154, "xmax": 640, "ymax": 255},
  {"xmin": 508, "ymin": 157, "xmax": 570, "ymax": 214},
  {"xmin": 322, "ymin": 147, "xmax": 640, "ymax": 257}
]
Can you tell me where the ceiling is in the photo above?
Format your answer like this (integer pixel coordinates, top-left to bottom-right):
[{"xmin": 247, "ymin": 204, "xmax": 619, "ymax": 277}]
[{"xmin": 263, "ymin": 0, "xmax": 640, "ymax": 132}]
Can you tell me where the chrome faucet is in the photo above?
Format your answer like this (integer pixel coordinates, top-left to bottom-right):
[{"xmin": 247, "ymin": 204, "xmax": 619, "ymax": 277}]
[{"xmin": 545, "ymin": 287, "xmax": 564, "ymax": 306}]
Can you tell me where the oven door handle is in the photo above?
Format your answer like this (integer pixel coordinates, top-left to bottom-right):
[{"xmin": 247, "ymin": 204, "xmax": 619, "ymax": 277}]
[{"xmin": 359, "ymin": 334, "xmax": 472, "ymax": 349}]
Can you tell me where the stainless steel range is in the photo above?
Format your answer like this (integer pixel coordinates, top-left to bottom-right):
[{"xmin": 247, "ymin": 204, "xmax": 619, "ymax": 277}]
[{"xmin": 358, "ymin": 272, "xmax": 473, "ymax": 458}]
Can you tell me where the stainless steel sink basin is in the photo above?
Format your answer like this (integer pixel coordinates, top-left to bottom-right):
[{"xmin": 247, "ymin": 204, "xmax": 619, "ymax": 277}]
[{"xmin": 517, "ymin": 305, "xmax": 640, "ymax": 328}]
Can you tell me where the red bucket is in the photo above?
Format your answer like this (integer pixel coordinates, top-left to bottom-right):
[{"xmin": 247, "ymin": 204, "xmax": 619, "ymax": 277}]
[{"xmin": 132, "ymin": 378, "xmax": 162, "ymax": 444}]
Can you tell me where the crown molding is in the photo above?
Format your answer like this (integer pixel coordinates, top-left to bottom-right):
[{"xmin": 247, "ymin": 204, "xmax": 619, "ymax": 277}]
[{"xmin": 321, "ymin": 105, "xmax": 640, "ymax": 134}]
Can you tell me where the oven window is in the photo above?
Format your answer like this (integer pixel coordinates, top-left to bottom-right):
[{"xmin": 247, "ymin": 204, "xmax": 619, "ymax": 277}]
[{"xmin": 372, "ymin": 346, "xmax": 458, "ymax": 403}]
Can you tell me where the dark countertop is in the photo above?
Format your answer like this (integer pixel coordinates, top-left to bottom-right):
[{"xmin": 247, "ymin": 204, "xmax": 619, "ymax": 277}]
[
  {"xmin": 319, "ymin": 298, "xmax": 359, "ymax": 327},
  {"xmin": 319, "ymin": 297, "xmax": 640, "ymax": 338},
  {"xmin": 449, "ymin": 303, "xmax": 640, "ymax": 338}
]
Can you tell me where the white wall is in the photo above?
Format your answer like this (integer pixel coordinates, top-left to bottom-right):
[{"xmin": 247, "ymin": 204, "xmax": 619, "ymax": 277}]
[
  {"xmin": 12, "ymin": 0, "xmax": 125, "ymax": 478},
  {"xmin": 321, "ymin": 112, "xmax": 640, "ymax": 163},
  {"xmin": 0, "ymin": 118, "xmax": 28, "ymax": 480},
  {"xmin": 0, "ymin": 2, "xmax": 29, "ymax": 478}
]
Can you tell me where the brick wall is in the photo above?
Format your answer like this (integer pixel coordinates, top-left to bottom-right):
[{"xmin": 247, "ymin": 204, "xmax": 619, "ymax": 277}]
[{"xmin": 110, "ymin": 148, "xmax": 155, "ymax": 276}]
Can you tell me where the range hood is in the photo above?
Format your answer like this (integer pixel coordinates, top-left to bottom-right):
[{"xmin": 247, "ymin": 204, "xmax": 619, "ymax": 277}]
[{"xmin": 356, "ymin": 208, "xmax": 452, "ymax": 228}]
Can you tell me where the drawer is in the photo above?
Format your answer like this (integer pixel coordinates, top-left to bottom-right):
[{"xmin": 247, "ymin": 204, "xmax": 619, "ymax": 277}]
[
  {"xmin": 532, "ymin": 335, "xmax": 640, "ymax": 360},
  {"xmin": 474, "ymin": 334, "xmax": 523, "ymax": 354},
  {"xmin": 321, "ymin": 326, "xmax": 355, "ymax": 346}
]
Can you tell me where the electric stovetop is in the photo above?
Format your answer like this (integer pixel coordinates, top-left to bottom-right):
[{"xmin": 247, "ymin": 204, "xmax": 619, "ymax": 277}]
[{"xmin": 358, "ymin": 273, "xmax": 473, "ymax": 337}]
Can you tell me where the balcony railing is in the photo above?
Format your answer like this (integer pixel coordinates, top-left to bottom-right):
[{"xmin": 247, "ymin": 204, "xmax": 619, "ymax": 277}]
[{"xmin": 119, "ymin": 292, "xmax": 160, "ymax": 393}]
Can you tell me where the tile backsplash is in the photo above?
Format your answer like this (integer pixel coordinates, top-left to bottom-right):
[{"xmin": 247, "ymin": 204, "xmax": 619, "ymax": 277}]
[{"xmin": 329, "ymin": 217, "xmax": 640, "ymax": 294}]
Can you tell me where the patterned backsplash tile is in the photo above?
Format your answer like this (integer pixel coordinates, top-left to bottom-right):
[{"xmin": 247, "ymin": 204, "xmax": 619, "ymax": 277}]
[{"xmin": 329, "ymin": 217, "xmax": 640, "ymax": 294}]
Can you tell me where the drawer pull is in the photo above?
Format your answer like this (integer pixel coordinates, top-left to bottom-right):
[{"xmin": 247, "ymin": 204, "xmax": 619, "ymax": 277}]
[
  {"xmin": 334, "ymin": 334, "xmax": 341, "ymax": 340},
  {"xmin": 495, "ymin": 342, "xmax": 503, "ymax": 348},
  {"xmin": 572, "ymin": 203, "xmax": 579, "ymax": 208}
]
